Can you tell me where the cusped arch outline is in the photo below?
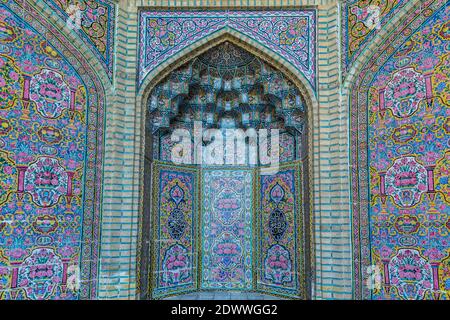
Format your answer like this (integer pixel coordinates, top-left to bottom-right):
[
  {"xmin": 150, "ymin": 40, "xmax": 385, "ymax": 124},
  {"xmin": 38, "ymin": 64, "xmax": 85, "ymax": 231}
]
[{"xmin": 136, "ymin": 30, "xmax": 316, "ymax": 300}]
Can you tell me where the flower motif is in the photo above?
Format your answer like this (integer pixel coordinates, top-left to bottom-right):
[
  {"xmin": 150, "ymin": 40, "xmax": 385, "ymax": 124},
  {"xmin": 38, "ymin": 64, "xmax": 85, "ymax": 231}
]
[{"xmin": 423, "ymin": 248, "xmax": 445, "ymax": 263}]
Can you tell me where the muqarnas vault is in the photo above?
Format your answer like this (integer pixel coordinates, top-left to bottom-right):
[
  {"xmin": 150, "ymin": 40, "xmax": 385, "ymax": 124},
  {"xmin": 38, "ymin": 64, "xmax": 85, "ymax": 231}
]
[{"xmin": 146, "ymin": 41, "xmax": 310, "ymax": 299}]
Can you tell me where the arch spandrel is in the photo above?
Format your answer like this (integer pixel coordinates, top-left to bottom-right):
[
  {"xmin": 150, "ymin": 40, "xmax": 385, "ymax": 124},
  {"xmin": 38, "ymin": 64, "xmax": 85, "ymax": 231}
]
[{"xmin": 137, "ymin": 28, "xmax": 318, "ymax": 110}]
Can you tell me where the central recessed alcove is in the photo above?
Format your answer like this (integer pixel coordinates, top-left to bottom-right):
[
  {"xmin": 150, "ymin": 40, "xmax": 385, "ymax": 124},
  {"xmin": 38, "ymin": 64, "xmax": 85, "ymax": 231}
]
[{"xmin": 142, "ymin": 41, "xmax": 311, "ymax": 300}]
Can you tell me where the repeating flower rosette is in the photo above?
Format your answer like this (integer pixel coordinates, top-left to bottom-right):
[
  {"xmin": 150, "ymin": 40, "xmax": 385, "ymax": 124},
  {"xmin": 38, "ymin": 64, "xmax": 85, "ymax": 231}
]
[
  {"xmin": 29, "ymin": 68, "xmax": 70, "ymax": 118},
  {"xmin": 388, "ymin": 249, "xmax": 433, "ymax": 300},
  {"xmin": 24, "ymin": 157, "xmax": 68, "ymax": 207},
  {"xmin": 264, "ymin": 244, "xmax": 292, "ymax": 285},
  {"xmin": 385, "ymin": 157, "xmax": 428, "ymax": 207},
  {"xmin": 212, "ymin": 233, "xmax": 243, "ymax": 271},
  {"xmin": 17, "ymin": 248, "xmax": 63, "ymax": 300},
  {"xmin": 161, "ymin": 244, "xmax": 191, "ymax": 286},
  {"xmin": 78, "ymin": 1, "xmax": 108, "ymax": 55}
]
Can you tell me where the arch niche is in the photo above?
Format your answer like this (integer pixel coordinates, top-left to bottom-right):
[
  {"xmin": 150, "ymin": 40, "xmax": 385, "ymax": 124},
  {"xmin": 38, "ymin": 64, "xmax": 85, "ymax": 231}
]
[{"xmin": 137, "ymin": 32, "xmax": 314, "ymax": 300}]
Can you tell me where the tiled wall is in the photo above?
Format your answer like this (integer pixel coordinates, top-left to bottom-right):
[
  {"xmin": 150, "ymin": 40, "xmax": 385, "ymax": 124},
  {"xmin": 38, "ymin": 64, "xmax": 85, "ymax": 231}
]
[
  {"xmin": 97, "ymin": 0, "xmax": 354, "ymax": 300},
  {"xmin": 0, "ymin": 0, "xmax": 117, "ymax": 299},
  {"xmin": 7, "ymin": 0, "xmax": 430, "ymax": 300}
]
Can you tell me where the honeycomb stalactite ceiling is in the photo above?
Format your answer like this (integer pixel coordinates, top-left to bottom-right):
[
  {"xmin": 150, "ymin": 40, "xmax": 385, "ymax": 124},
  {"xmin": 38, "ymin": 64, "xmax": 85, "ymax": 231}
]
[
  {"xmin": 197, "ymin": 42, "xmax": 256, "ymax": 69},
  {"xmin": 148, "ymin": 42, "xmax": 307, "ymax": 134}
]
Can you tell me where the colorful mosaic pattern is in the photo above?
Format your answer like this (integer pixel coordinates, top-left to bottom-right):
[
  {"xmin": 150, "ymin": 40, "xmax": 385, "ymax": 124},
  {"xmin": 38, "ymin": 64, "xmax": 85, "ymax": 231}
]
[
  {"xmin": 155, "ymin": 130, "xmax": 298, "ymax": 165},
  {"xmin": 257, "ymin": 162, "xmax": 303, "ymax": 298},
  {"xmin": 342, "ymin": 0, "xmax": 408, "ymax": 74},
  {"xmin": 152, "ymin": 162, "xmax": 199, "ymax": 298},
  {"xmin": 46, "ymin": 0, "xmax": 116, "ymax": 78},
  {"xmin": 160, "ymin": 132, "xmax": 178, "ymax": 163},
  {"xmin": 279, "ymin": 133, "xmax": 296, "ymax": 163},
  {"xmin": 201, "ymin": 169, "xmax": 253, "ymax": 290},
  {"xmin": 138, "ymin": 10, "xmax": 316, "ymax": 90},
  {"xmin": 0, "ymin": 1, "xmax": 105, "ymax": 300},
  {"xmin": 351, "ymin": 0, "xmax": 450, "ymax": 300}
]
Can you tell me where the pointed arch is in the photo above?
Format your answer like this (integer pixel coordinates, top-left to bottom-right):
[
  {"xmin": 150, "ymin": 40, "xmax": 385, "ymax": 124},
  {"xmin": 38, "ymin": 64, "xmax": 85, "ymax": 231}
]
[
  {"xmin": 1, "ymin": 0, "xmax": 111, "ymax": 299},
  {"xmin": 135, "ymin": 30, "xmax": 316, "ymax": 300},
  {"xmin": 137, "ymin": 27, "xmax": 317, "ymax": 109},
  {"xmin": 348, "ymin": 0, "xmax": 449, "ymax": 300}
]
